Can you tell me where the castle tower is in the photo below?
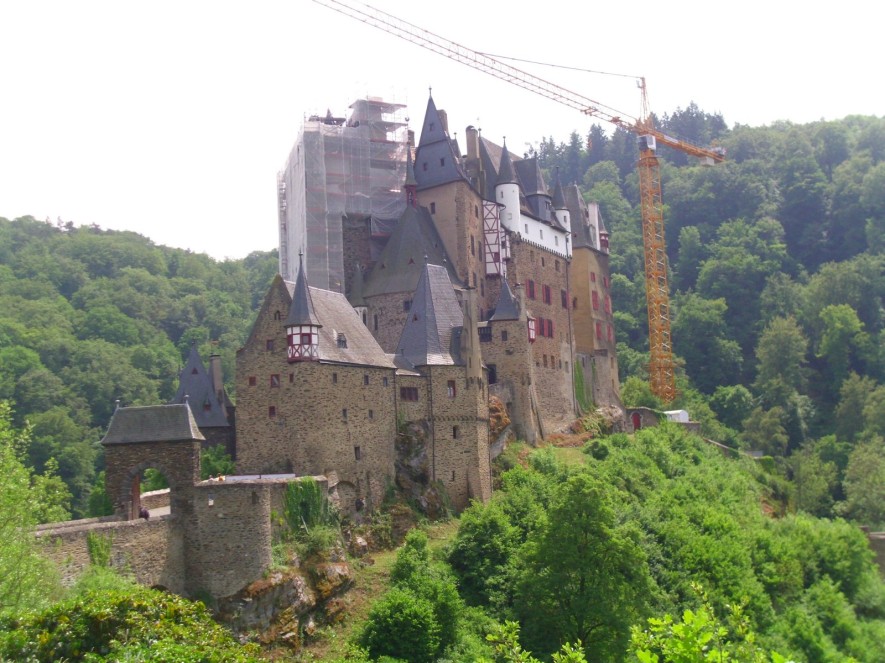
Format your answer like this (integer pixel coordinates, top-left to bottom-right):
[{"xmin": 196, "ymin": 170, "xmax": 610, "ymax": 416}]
[
  {"xmin": 495, "ymin": 142, "xmax": 520, "ymax": 232},
  {"xmin": 285, "ymin": 254, "xmax": 322, "ymax": 362},
  {"xmin": 552, "ymin": 168, "xmax": 571, "ymax": 235}
]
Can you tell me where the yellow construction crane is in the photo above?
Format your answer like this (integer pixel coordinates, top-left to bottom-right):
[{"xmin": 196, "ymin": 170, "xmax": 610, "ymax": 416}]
[{"xmin": 312, "ymin": 0, "xmax": 725, "ymax": 403}]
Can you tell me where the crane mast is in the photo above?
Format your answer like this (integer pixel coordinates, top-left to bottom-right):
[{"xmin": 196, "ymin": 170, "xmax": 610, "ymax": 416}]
[{"xmin": 311, "ymin": 0, "xmax": 725, "ymax": 403}]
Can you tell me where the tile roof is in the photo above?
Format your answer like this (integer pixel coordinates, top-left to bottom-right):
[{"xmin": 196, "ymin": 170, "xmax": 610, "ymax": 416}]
[
  {"xmin": 283, "ymin": 281, "xmax": 396, "ymax": 369},
  {"xmin": 101, "ymin": 404, "xmax": 205, "ymax": 445},
  {"xmin": 395, "ymin": 263, "xmax": 464, "ymax": 368}
]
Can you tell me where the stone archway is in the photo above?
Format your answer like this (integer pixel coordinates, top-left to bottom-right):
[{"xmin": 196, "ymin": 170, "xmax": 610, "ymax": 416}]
[{"xmin": 101, "ymin": 404, "xmax": 204, "ymax": 520}]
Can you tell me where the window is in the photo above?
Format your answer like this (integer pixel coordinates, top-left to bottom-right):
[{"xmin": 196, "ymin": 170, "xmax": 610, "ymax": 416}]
[
  {"xmin": 354, "ymin": 446, "xmax": 361, "ymax": 460},
  {"xmin": 543, "ymin": 354, "xmax": 548, "ymax": 368},
  {"xmin": 440, "ymin": 157, "xmax": 445, "ymax": 167},
  {"xmin": 608, "ymin": 324, "xmax": 614, "ymax": 342},
  {"xmin": 248, "ymin": 376, "xmax": 257, "ymax": 387},
  {"xmin": 591, "ymin": 272, "xmax": 597, "ymax": 283},
  {"xmin": 603, "ymin": 276, "xmax": 609, "ymax": 289},
  {"xmin": 452, "ymin": 425, "xmax": 460, "ymax": 439},
  {"xmin": 471, "ymin": 235, "xmax": 475, "ymax": 256},
  {"xmin": 447, "ymin": 380, "xmax": 457, "ymax": 398},
  {"xmin": 479, "ymin": 326, "xmax": 492, "ymax": 343},
  {"xmin": 592, "ymin": 291, "xmax": 600, "ymax": 310},
  {"xmin": 270, "ymin": 374, "xmax": 280, "ymax": 388},
  {"xmin": 364, "ymin": 374, "xmax": 369, "ymax": 385},
  {"xmin": 273, "ymin": 310, "xmax": 281, "ymax": 321},
  {"xmin": 524, "ymin": 224, "xmax": 529, "ymax": 233},
  {"xmin": 342, "ymin": 408, "xmax": 348, "ymax": 420},
  {"xmin": 400, "ymin": 386, "xmax": 419, "ymax": 401},
  {"xmin": 555, "ymin": 260, "xmax": 560, "ymax": 272},
  {"xmin": 547, "ymin": 319, "xmax": 554, "ymax": 338},
  {"xmin": 368, "ymin": 409, "xmax": 374, "ymax": 420},
  {"xmin": 337, "ymin": 333, "xmax": 347, "ymax": 348},
  {"xmin": 289, "ymin": 372, "xmax": 294, "ymax": 383},
  {"xmin": 451, "ymin": 471, "xmax": 456, "ymax": 481},
  {"xmin": 383, "ymin": 376, "xmax": 389, "ymax": 387},
  {"xmin": 268, "ymin": 406, "xmax": 276, "ymax": 418},
  {"xmin": 266, "ymin": 339, "xmax": 274, "ymax": 351},
  {"xmin": 300, "ymin": 332, "xmax": 312, "ymax": 345},
  {"xmin": 555, "ymin": 235, "xmax": 559, "ymax": 246},
  {"xmin": 403, "ymin": 300, "xmax": 411, "ymax": 312},
  {"xmin": 527, "ymin": 318, "xmax": 536, "ymax": 342},
  {"xmin": 541, "ymin": 257, "xmax": 545, "ymax": 267},
  {"xmin": 538, "ymin": 318, "xmax": 546, "ymax": 337},
  {"xmin": 430, "ymin": 202, "xmax": 436, "ymax": 214},
  {"xmin": 596, "ymin": 322, "xmax": 603, "ymax": 340},
  {"xmin": 561, "ymin": 289, "xmax": 568, "ymax": 308},
  {"xmin": 501, "ymin": 330, "xmax": 508, "ymax": 342},
  {"xmin": 543, "ymin": 285, "xmax": 552, "ymax": 304},
  {"xmin": 373, "ymin": 314, "xmax": 379, "ymax": 331},
  {"xmin": 488, "ymin": 363, "xmax": 497, "ymax": 384},
  {"xmin": 332, "ymin": 372, "xmax": 338, "ymax": 384},
  {"xmin": 539, "ymin": 229, "xmax": 544, "ymax": 239},
  {"xmin": 526, "ymin": 280, "xmax": 536, "ymax": 300},
  {"xmin": 422, "ymin": 162, "xmax": 428, "ymax": 171}
]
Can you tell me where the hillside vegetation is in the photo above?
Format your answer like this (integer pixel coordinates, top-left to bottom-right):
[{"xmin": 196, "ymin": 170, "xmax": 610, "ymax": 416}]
[{"xmin": 0, "ymin": 216, "xmax": 277, "ymax": 515}]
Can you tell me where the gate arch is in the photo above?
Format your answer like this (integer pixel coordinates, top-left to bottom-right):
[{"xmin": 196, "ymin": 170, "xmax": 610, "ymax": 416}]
[{"xmin": 101, "ymin": 404, "xmax": 204, "ymax": 520}]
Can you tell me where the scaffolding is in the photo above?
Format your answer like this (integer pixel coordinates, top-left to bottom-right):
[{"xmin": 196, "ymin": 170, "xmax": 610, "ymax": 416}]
[{"xmin": 279, "ymin": 97, "xmax": 409, "ymax": 291}]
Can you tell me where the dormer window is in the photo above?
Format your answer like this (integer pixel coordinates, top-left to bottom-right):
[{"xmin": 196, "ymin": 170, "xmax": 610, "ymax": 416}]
[{"xmin": 337, "ymin": 333, "xmax": 347, "ymax": 349}]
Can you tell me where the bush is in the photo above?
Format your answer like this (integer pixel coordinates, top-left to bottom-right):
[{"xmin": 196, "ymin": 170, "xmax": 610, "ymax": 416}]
[
  {"xmin": 358, "ymin": 588, "xmax": 441, "ymax": 663},
  {"xmin": 0, "ymin": 586, "xmax": 261, "ymax": 661}
]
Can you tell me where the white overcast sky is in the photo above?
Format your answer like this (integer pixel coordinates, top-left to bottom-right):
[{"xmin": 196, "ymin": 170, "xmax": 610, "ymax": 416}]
[{"xmin": 1, "ymin": 0, "xmax": 880, "ymax": 261}]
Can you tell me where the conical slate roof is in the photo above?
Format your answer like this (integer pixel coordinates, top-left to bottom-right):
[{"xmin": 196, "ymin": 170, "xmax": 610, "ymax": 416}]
[
  {"xmin": 489, "ymin": 279, "xmax": 520, "ymax": 321},
  {"xmin": 414, "ymin": 95, "xmax": 468, "ymax": 191},
  {"xmin": 285, "ymin": 255, "xmax": 321, "ymax": 327},
  {"xmin": 496, "ymin": 142, "xmax": 518, "ymax": 186},
  {"xmin": 169, "ymin": 345, "xmax": 229, "ymax": 428},
  {"xmin": 395, "ymin": 263, "xmax": 464, "ymax": 368},
  {"xmin": 552, "ymin": 168, "xmax": 567, "ymax": 210}
]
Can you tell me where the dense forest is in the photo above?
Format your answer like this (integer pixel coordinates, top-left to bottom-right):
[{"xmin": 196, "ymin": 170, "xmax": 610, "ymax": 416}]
[
  {"xmin": 1, "ymin": 109, "xmax": 885, "ymax": 661},
  {"xmin": 0, "ymin": 217, "xmax": 278, "ymax": 515}
]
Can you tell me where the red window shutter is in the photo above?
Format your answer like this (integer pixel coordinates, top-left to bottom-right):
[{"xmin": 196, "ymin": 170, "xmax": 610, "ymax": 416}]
[
  {"xmin": 596, "ymin": 322, "xmax": 602, "ymax": 340},
  {"xmin": 592, "ymin": 291, "xmax": 599, "ymax": 310}
]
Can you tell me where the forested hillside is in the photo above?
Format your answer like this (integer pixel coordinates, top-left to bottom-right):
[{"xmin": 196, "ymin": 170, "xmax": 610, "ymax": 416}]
[
  {"xmin": 535, "ymin": 110, "xmax": 885, "ymax": 529},
  {"xmin": 0, "ymin": 216, "xmax": 278, "ymax": 515}
]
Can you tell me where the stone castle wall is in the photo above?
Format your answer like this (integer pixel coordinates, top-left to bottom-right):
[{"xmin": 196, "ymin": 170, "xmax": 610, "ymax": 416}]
[
  {"xmin": 365, "ymin": 291, "xmax": 412, "ymax": 354},
  {"xmin": 36, "ymin": 516, "xmax": 186, "ymax": 594}
]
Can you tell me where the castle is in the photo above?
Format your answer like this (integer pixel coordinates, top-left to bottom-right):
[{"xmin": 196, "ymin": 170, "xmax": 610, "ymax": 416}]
[
  {"xmin": 36, "ymin": 92, "xmax": 622, "ymax": 601},
  {"xmin": 238, "ymin": 92, "xmax": 622, "ymax": 513}
]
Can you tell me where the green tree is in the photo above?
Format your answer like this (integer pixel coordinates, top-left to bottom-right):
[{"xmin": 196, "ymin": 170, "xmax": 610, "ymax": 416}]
[
  {"xmin": 515, "ymin": 472, "xmax": 652, "ymax": 660},
  {"xmin": 839, "ymin": 438, "xmax": 885, "ymax": 528},
  {"xmin": 741, "ymin": 406, "xmax": 789, "ymax": 456},
  {"xmin": 672, "ymin": 294, "xmax": 742, "ymax": 394},
  {"xmin": 0, "ymin": 402, "xmax": 67, "ymax": 614},
  {"xmin": 817, "ymin": 304, "xmax": 868, "ymax": 391},
  {"xmin": 753, "ymin": 317, "xmax": 808, "ymax": 408}
]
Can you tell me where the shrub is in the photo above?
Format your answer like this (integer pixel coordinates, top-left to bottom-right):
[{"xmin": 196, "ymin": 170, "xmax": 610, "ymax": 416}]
[{"xmin": 358, "ymin": 588, "xmax": 441, "ymax": 663}]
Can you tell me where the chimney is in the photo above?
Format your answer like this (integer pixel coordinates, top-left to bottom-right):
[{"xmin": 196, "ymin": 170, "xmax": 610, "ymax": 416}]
[
  {"xmin": 466, "ymin": 125, "xmax": 479, "ymax": 161},
  {"xmin": 208, "ymin": 354, "xmax": 225, "ymax": 405},
  {"xmin": 438, "ymin": 109, "xmax": 448, "ymax": 134}
]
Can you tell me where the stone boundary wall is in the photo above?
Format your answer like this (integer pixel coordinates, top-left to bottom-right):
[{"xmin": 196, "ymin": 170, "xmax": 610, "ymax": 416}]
[
  {"xmin": 36, "ymin": 516, "xmax": 185, "ymax": 594},
  {"xmin": 141, "ymin": 488, "xmax": 170, "ymax": 510}
]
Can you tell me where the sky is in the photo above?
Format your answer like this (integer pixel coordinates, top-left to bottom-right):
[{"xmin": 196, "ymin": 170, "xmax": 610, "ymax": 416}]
[{"xmin": 0, "ymin": 0, "xmax": 880, "ymax": 261}]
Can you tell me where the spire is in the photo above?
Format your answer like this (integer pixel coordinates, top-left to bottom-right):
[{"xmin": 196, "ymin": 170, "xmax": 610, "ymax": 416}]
[
  {"xmin": 285, "ymin": 253, "xmax": 321, "ymax": 327},
  {"xmin": 404, "ymin": 147, "xmax": 418, "ymax": 207},
  {"xmin": 496, "ymin": 140, "xmax": 518, "ymax": 186},
  {"xmin": 489, "ymin": 279, "xmax": 520, "ymax": 321},
  {"xmin": 418, "ymin": 94, "xmax": 447, "ymax": 148},
  {"xmin": 552, "ymin": 167, "xmax": 567, "ymax": 210}
]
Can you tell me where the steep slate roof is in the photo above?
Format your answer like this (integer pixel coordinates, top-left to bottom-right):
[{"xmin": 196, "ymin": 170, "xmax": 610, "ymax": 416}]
[
  {"xmin": 489, "ymin": 279, "xmax": 520, "ymax": 321},
  {"xmin": 285, "ymin": 257, "xmax": 321, "ymax": 327},
  {"xmin": 552, "ymin": 169, "xmax": 567, "ymax": 210},
  {"xmin": 169, "ymin": 345, "xmax": 229, "ymax": 428},
  {"xmin": 395, "ymin": 263, "xmax": 464, "ymax": 368},
  {"xmin": 478, "ymin": 137, "xmax": 500, "ymax": 200},
  {"xmin": 514, "ymin": 157, "xmax": 547, "ymax": 196},
  {"xmin": 102, "ymin": 404, "xmax": 205, "ymax": 445},
  {"xmin": 283, "ymin": 282, "xmax": 396, "ymax": 369},
  {"xmin": 566, "ymin": 183, "xmax": 597, "ymax": 250},
  {"xmin": 363, "ymin": 205, "xmax": 460, "ymax": 297},
  {"xmin": 415, "ymin": 96, "xmax": 468, "ymax": 190}
]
